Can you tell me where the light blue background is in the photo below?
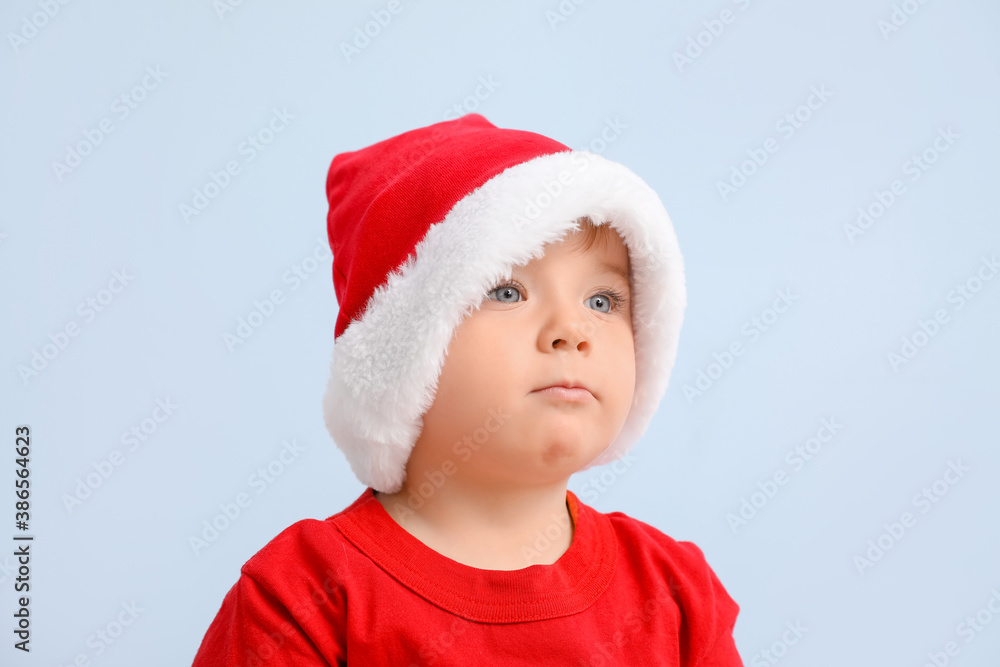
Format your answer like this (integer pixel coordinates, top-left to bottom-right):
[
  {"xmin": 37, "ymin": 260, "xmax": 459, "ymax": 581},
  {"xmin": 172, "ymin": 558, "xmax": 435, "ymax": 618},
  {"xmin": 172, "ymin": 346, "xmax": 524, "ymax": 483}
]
[{"xmin": 2, "ymin": 0, "xmax": 999, "ymax": 664}]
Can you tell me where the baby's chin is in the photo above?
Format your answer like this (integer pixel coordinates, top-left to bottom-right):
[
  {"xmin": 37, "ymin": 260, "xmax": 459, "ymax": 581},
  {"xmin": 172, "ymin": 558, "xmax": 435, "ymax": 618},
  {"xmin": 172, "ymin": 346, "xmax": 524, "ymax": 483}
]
[
  {"xmin": 504, "ymin": 433, "xmax": 610, "ymax": 478},
  {"xmin": 529, "ymin": 412, "xmax": 612, "ymax": 445},
  {"xmin": 536, "ymin": 435, "xmax": 588, "ymax": 464}
]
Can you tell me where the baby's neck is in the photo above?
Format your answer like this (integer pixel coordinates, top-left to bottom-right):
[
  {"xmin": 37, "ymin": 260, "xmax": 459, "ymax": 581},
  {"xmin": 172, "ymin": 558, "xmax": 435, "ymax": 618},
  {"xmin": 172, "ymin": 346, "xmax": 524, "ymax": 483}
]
[{"xmin": 374, "ymin": 484, "xmax": 575, "ymax": 571}]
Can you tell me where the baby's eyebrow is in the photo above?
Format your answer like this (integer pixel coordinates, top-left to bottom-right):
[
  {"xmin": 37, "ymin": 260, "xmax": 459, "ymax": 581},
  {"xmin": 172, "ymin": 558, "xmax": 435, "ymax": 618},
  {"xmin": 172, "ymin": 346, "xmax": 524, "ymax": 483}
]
[{"xmin": 599, "ymin": 261, "xmax": 631, "ymax": 285}]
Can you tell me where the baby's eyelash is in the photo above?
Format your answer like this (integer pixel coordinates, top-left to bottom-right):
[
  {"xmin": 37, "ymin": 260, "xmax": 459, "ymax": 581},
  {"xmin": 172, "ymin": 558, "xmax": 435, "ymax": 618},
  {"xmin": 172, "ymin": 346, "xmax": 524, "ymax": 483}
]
[
  {"xmin": 600, "ymin": 288, "xmax": 628, "ymax": 310},
  {"xmin": 488, "ymin": 281, "xmax": 524, "ymax": 298}
]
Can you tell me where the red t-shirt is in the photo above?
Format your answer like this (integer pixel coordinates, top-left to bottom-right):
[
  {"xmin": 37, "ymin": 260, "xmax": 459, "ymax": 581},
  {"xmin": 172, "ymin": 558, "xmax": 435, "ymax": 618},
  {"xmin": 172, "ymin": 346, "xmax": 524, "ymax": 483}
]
[{"xmin": 192, "ymin": 488, "xmax": 742, "ymax": 666}]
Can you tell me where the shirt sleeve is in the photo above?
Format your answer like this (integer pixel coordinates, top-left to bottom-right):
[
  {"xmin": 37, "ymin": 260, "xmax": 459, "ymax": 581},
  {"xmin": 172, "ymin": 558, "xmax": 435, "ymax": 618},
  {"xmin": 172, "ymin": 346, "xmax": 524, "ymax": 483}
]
[
  {"xmin": 191, "ymin": 571, "xmax": 343, "ymax": 666},
  {"xmin": 692, "ymin": 617, "xmax": 743, "ymax": 667},
  {"xmin": 675, "ymin": 541, "xmax": 742, "ymax": 667}
]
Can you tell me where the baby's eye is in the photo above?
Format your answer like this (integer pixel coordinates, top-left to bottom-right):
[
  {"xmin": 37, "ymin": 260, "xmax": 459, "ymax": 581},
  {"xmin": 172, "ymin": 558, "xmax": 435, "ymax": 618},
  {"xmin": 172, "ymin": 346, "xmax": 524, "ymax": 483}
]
[
  {"xmin": 586, "ymin": 294, "xmax": 613, "ymax": 313},
  {"xmin": 487, "ymin": 283, "xmax": 522, "ymax": 303},
  {"xmin": 587, "ymin": 289, "xmax": 627, "ymax": 314}
]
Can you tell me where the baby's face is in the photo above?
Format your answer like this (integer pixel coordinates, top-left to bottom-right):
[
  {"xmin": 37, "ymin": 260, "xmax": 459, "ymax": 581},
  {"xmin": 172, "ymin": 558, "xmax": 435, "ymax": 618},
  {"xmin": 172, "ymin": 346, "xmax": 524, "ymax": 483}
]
[{"xmin": 413, "ymin": 226, "xmax": 636, "ymax": 489}]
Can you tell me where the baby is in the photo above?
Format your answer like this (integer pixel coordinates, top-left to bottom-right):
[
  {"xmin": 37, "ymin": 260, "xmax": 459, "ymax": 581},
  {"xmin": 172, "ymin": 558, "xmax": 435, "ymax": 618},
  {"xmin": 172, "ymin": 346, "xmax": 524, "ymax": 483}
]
[{"xmin": 193, "ymin": 114, "xmax": 742, "ymax": 666}]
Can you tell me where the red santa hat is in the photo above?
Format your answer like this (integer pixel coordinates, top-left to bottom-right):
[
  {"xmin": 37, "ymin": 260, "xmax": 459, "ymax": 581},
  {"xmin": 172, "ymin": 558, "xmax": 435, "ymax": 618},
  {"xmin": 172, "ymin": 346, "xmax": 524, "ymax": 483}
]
[{"xmin": 323, "ymin": 114, "xmax": 686, "ymax": 494}]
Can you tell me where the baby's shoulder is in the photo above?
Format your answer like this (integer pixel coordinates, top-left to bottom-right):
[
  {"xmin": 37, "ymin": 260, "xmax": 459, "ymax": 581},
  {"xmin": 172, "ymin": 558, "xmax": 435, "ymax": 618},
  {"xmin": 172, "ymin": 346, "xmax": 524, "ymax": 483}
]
[
  {"xmin": 239, "ymin": 515, "xmax": 354, "ymax": 586},
  {"xmin": 601, "ymin": 509, "xmax": 736, "ymax": 606},
  {"xmin": 603, "ymin": 509, "xmax": 714, "ymax": 570}
]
